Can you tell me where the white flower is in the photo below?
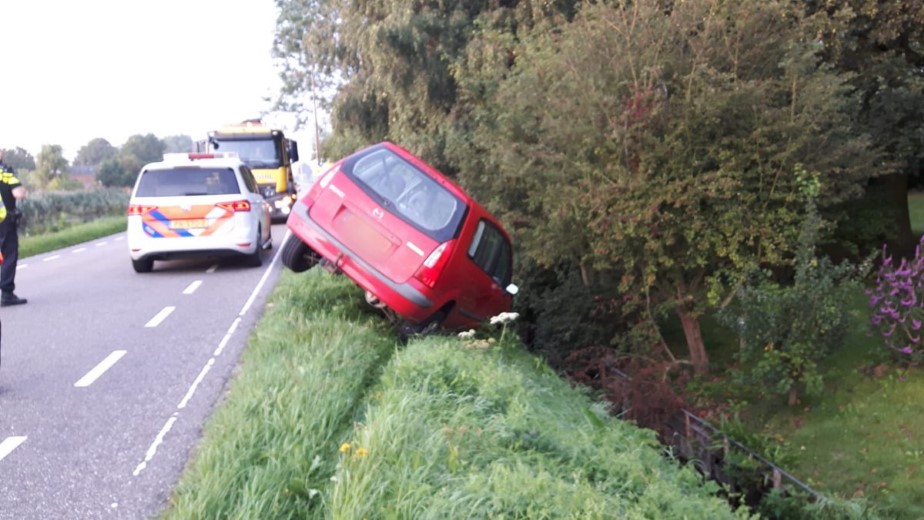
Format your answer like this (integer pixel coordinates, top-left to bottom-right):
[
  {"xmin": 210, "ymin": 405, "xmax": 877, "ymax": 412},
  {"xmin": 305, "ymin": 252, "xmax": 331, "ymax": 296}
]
[
  {"xmin": 490, "ymin": 312, "xmax": 520, "ymax": 325},
  {"xmin": 458, "ymin": 329, "xmax": 477, "ymax": 339}
]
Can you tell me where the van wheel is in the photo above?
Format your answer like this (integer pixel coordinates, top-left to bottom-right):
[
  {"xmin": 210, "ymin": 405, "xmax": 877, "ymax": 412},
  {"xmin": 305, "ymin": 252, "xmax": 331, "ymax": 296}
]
[
  {"xmin": 281, "ymin": 235, "xmax": 319, "ymax": 272},
  {"xmin": 132, "ymin": 258, "xmax": 154, "ymax": 273},
  {"xmin": 245, "ymin": 227, "xmax": 264, "ymax": 267}
]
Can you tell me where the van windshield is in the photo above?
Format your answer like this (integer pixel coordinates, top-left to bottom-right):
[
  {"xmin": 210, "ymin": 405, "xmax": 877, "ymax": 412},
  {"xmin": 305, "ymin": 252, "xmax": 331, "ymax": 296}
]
[
  {"xmin": 135, "ymin": 167, "xmax": 240, "ymax": 197},
  {"xmin": 345, "ymin": 146, "xmax": 467, "ymax": 243}
]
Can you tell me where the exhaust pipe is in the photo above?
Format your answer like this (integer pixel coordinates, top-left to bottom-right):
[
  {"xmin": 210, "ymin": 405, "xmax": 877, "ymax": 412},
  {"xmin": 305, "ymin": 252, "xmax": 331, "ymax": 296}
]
[{"xmin": 365, "ymin": 291, "xmax": 386, "ymax": 309}]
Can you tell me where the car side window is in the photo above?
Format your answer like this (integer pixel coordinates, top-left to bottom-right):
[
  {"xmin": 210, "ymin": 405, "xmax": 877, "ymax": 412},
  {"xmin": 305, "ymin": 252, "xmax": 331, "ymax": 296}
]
[
  {"xmin": 240, "ymin": 166, "xmax": 259, "ymax": 194},
  {"xmin": 467, "ymin": 220, "xmax": 513, "ymax": 286}
]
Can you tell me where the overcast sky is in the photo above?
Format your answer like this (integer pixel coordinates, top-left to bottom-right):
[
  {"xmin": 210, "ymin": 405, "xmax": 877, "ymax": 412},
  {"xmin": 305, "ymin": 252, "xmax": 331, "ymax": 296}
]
[{"xmin": 1, "ymin": 0, "xmax": 288, "ymax": 161}]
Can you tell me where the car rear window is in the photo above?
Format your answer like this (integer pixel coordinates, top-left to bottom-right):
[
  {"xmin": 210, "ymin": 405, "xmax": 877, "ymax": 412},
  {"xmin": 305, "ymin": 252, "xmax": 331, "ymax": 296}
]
[
  {"xmin": 344, "ymin": 146, "xmax": 467, "ymax": 243},
  {"xmin": 134, "ymin": 167, "xmax": 240, "ymax": 197}
]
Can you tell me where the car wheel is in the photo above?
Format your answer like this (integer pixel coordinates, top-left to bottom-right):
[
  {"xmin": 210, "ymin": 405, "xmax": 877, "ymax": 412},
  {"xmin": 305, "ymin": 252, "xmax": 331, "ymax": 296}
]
[
  {"xmin": 281, "ymin": 235, "xmax": 319, "ymax": 272},
  {"xmin": 245, "ymin": 227, "xmax": 264, "ymax": 267},
  {"xmin": 398, "ymin": 311, "xmax": 446, "ymax": 343},
  {"xmin": 265, "ymin": 226, "xmax": 273, "ymax": 250},
  {"xmin": 132, "ymin": 258, "xmax": 154, "ymax": 273}
]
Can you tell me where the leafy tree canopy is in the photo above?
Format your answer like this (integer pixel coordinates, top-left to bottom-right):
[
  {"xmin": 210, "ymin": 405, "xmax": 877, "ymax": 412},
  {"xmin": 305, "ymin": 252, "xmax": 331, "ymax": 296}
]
[
  {"xmin": 34, "ymin": 144, "xmax": 71, "ymax": 190},
  {"xmin": 121, "ymin": 133, "xmax": 165, "ymax": 165},
  {"xmin": 0, "ymin": 147, "xmax": 36, "ymax": 171},
  {"xmin": 465, "ymin": 0, "xmax": 877, "ymax": 372},
  {"xmin": 74, "ymin": 138, "xmax": 118, "ymax": 167},
  {"xmin": 162, "ymin": 135, "xmax": 193, "ymax": 154}
]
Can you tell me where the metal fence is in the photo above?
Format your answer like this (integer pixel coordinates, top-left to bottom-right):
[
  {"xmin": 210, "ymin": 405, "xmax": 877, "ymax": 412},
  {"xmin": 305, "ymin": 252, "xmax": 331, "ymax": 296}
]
[{"xmin": 606, "ymin": 366, "xmax": 825, "ymax": 505}]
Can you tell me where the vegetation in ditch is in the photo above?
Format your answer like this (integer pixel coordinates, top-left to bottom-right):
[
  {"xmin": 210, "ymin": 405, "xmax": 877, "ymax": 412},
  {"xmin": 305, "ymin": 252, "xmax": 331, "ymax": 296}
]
[{"xmin": 160, "ymin": 270, "xmax": 751, "ymax": 519}]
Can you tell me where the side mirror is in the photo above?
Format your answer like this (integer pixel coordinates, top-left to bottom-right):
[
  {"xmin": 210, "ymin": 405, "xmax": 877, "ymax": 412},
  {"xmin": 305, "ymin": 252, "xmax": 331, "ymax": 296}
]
[{"xmin": 505, "ymin": 283, "xmax": 519, "ymax": 296}]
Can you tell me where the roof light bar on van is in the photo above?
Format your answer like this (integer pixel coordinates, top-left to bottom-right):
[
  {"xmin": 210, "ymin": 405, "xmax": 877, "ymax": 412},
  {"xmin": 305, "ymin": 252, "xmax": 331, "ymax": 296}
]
[{"xmin": 162, "ymin": 152, "xmax": 240, "ymax": 162}]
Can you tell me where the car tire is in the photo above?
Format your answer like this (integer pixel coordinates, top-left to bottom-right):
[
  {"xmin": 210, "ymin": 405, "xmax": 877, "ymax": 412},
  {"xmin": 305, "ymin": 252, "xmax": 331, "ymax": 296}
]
[
  {"xmin": 132, "ymin": 258, "xmax": 154, "ymax": 273},
  {"xmin": 398, "ymin": 310, "xmax": 446, "ymax": 343},
  {"xmin": 281, "ymin": 235, "xmax": 319, "ymax": 272},
  {"xmin": 245, "ymin": 227, "xmax": 264, "ymax": 267}
]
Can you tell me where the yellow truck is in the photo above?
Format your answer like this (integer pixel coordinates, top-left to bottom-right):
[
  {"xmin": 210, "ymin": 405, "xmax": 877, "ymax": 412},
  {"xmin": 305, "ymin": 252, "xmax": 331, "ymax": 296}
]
[{"xmin": 198, "ymin": 120, "xmax": 300, "ymax": 221}]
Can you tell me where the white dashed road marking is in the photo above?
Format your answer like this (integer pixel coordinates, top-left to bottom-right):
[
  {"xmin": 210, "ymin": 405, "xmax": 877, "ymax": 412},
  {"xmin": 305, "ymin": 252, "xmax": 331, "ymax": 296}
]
[
  {"xmin": 0, "ymin": 436, "xmax": 27, "ymax": 462},
  {"xmin": 133, "ymin": 242, "xmax": 284, "ymax": 477},
  {"xmin": 183, "ymin": 281, "xmax": 202, "ymax": 295},
  {"xmin": 43, "ymin": 255, "xmax": 61, "ymax": 262},
  {"xmin": 73, "ymin": 247, "xmax": 87, "ymax": 254},
  {"xmin": 75, "ymin": 350, "xmax": 127, "ymax": 387},
  {"xmin": 145, "ymin": 307, "xmax": 175, "ymax": 328}
]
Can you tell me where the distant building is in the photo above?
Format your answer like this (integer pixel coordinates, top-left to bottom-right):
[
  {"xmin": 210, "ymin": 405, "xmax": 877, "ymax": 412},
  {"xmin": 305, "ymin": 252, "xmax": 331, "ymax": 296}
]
[{"xmin": 69, "ymin": 165, "xmax": 100, "ymax": 189}]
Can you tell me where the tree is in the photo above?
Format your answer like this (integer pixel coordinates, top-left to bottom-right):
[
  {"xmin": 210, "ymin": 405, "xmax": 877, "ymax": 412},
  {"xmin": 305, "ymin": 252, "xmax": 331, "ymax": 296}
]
[
  {"xmin": 273, "ymin": 0, "xmax": 579, "ymax": 166},
  {"xmin": 96, "ymin": 157, "xmax": 137, "ymax": 188},
  {"xmin": 0, "ymin": 147, "xmax": 36, "ymax": 171},
  {"xmin": 121, "ymin": 134, "xmax": 165, "ymax": 165},
  {"xmin": 469, "ymin": 0, "xmax": 876, "ymax": 373},
  {"xmin": 162, "ymin": 135, "xmax": 193, "ymax": 154},
  {"xmin": 73, "ymin": 138, "xmax": 118, "ymax": 167},
  {"xmin": 808, "ymin": 1, "xmax": 924, "ymax": 258},
  {"xmin": 34, "ymin": 144, "xmax": 70, "ymax": 190}
]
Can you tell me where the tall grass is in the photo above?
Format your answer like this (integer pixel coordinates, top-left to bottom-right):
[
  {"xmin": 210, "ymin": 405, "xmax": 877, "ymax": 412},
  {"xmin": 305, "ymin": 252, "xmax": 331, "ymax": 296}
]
[
  {"xmin": 329, "ymin": 337, "xmax": 749, "ymax": 519},
  {"xmin": 161, "ymin": 270, "xmax": 395, "ymax": 519},
  {"xmin": 161, "ymin": 270, "xmax": 748, "ymax": 519},
  {"xmin": 20, "ymin": 216, "xmax": 126, "ymax": 258}
]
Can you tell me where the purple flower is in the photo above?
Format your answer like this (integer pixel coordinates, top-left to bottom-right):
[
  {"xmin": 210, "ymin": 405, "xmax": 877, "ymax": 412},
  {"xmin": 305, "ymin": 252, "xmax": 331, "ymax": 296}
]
[
  {"xmin": 901, "ymin": 346, "xmax": 913, "ymax": 354},
  {"xmin": 913, "ymin": 319, "xmax": 922, "ymax": 331}
]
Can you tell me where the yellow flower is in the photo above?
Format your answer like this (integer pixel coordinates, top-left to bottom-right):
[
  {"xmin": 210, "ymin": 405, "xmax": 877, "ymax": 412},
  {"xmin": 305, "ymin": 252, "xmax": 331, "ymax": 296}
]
[
  {"xmin": 339, "ymin": 442, "xmax": 352, "ymax": 454},
  {"xmin": 355, "ymin": 447, "xmax": 369, "ymax": 458}
]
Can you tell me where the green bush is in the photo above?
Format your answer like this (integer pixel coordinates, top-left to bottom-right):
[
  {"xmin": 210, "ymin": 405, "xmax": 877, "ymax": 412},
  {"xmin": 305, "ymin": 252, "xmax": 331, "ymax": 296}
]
[
  {"xmin": 717, "ymin": 202, "xmax": 868, "ymax": 405},
  {"xmin": 19, "ymin": 188, "xmax": 128, "ymax": 234}
]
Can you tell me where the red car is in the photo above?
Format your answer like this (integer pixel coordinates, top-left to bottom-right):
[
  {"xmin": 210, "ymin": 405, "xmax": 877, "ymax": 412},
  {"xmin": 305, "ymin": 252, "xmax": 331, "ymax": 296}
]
[{"xmin": 282, "ymin": 141, "xmax": 518, "ymax": 334}]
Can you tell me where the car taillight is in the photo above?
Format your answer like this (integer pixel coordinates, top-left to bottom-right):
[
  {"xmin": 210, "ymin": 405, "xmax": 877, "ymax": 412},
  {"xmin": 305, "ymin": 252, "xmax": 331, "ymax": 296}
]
[
  {"xmin": 128, "ymin": 204, "xmax": 157, "ymax": 216},
  {"xmin": 414, "ymin": 241, "xmax": 453, "ymax": 289},
  {"xmin": 217, "ymin": 200, "xmax": 252, "ymax": 212}
]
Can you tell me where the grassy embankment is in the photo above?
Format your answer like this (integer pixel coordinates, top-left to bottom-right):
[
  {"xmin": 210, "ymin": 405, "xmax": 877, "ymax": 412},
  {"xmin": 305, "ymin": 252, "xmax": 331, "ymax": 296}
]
[
  {"xmin": 159, "ymin": 269, "xmax": 750, "ymax": 519},
  {"xmin": 20, "ymin": 216, "xmax": 126, "ymax": 259}
]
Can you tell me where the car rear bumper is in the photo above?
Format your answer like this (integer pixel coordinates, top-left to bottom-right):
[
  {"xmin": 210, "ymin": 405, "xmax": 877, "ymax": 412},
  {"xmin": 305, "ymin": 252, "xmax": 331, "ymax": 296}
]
[
  {"xmin": 287, "ymin": 200, "xmax": 434, "ymax": 319},
  {"xmin": 128, "ymin": 219, "xmax": 259, "ymax": 261}
]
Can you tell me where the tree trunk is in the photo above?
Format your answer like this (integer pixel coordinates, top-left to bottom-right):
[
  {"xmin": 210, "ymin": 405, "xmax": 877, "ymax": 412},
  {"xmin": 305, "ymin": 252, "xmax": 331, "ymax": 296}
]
[
  {"xmin": 879, "ymin": 173, "xmax": 915, "ymax": 257},
  {"xmin": 787, "ymin": 386, "xmax": 799, "ymax": 407},
  {"xmin": 675, "ymin": 304, "xmax": 709, "ymax": 374}
]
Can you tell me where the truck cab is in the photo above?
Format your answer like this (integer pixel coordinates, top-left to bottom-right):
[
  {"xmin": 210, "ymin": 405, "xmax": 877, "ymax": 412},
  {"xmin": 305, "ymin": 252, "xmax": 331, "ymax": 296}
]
[{"xmin": 198, "ymin": 120, "xmax": 299, "ymax": 222}]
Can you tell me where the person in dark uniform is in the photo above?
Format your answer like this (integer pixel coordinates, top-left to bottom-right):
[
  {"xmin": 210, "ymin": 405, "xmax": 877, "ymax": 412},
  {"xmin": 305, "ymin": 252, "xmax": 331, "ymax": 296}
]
[{"xmin": 0, "ymin": 148, "xmax": 27, "ymax": 306}]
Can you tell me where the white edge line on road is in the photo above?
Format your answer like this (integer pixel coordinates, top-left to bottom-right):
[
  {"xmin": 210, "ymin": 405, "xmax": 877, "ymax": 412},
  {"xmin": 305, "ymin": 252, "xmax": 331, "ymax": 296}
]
[
  {"xmin": 73, "ymin": 247, "xmax": 87, "ymax": 253},
  {"xmin": 74, "ymin": 350, "xmax": 127, "ymax": 388},
  {"xmin": 183, "ymin": 280, "xmax": 203, "ymax": 295},
  {"xmin": 134, "ymin": 237, "xmax": 284, "ymax": 476},
  {"xmin": 18, "ymin": 264, "xmax": 27, "ymax": 269},
  {"xmin": 95, "ymin": 242, "xmax": 107, "ymax": 247},
  {"xmin": 145, "ymin": 306, "xmax": 175, "ymax": 328},
  {"xmin": 0, "ymin": 436, "xmax": 27, "ymax": 462},
  {"xmin": 238, "ymin": 232, "xmax": 285, "ymax": 317},
  {"xmin": 177, "ymin": 358, "xmax": 215, "ymax": 410},
  {"xmin": 133, "ymin": 414, "xmax": 178, "ymax": 476},
  {"xmin": 42, "ymin": 255, "xmax": 61, "ymax": 262},
  {"xmin": 213, "ymin": 317, "xmax": 241, "ymax": 357}
]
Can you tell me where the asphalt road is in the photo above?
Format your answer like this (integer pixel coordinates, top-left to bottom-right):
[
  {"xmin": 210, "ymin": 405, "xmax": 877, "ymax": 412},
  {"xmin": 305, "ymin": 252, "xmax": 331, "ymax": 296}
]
[{"xmin": 0, "ymin": 223, "xmax": 288, "ymax": 519}]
